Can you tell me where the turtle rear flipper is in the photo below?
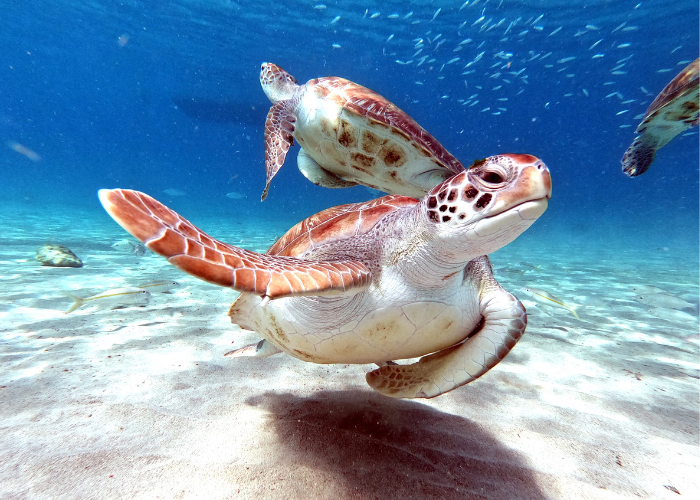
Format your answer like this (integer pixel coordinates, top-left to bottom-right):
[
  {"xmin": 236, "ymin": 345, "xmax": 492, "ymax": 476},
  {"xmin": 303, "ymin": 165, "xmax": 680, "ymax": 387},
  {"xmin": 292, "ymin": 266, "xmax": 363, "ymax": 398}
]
[
  {"xmin": 297, "ymin": 148, "xmax": 358, "ymax": 189},
  {"xmin": 366, "ymin": 257, "xmax": 527, "ymax": 398},
  {"xmin": 98, "ymin": 189, "xmax": 371, "ymax": 300}
]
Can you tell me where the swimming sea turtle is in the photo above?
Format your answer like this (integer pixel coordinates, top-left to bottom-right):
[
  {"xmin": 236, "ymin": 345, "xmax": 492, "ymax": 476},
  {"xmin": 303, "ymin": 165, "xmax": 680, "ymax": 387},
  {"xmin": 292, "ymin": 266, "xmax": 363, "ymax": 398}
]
[
  {"xmin": 98, "ymin": 154, "xmax": 552, "ymax": 398},
  {"xmin": 260, "ymin": 62, "xmax": 465, "ymax": 201},
  {"xmin": 622, "ymin": 58, "xmax": 699, "ymax": 177}
]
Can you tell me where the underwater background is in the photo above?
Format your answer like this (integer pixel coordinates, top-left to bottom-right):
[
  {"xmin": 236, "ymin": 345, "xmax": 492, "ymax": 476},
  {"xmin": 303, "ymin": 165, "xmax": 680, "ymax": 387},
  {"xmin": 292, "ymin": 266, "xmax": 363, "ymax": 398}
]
[
  {"xmin": 1, "ymin": 2, "xmax": 699, "ymax": 498},
  {"xmin": 1, "ymin": 0, "xmax": 698, "ymax": 254}
]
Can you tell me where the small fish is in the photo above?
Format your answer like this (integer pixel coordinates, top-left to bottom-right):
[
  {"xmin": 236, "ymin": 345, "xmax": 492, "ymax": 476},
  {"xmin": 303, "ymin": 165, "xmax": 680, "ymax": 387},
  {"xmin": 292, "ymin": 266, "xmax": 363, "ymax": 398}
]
[
  {"xmin": 387, "ymin": 14, "xmax": 399, "ymax": 19},
  {"xmin": 520, "ymin": 287, "xmax": 580, "ymax": 320},
  {"xmin": 585, "ymin": 24, "xmax": 600, "ymax": 30},
  {"xmin": 431, "ymin": 7, "xmax": 441, "ymax": 21},
  {"xmin": 111, "ymin": 239, "xmax": 146, "ymax": 256},
  {"xmin": 611, "ymin": 70, "xmax": 627, "ymax": 75},
  {"xmin": 634, "ymin": 293, "xmax": 695, "ymax": 311},
  {"xmin": 163, "ymin": 188, "xmax": 186, "ymax": 196},
  {"xmin": 592, "ymin": 53, "xmax": 605, "ymax": 59},
  {"xmin": 313, "ymin": 4, "xmax": 326, "ymax": 9},
  {"xmin": 640, "ymin": 86, "xmax": 649, "ymax": 94},
  {"xmin": 473, "ymin": 15, "xmax": 485, "ymax": 26},
  {"xmin": 657, "ymin": 68, "xmax": 672, "ymax": 73},
  {"xmin": 403, "ymin": 12, "xmax": 413, "ymax": 19},
  {"xmin": 582, "ymin": 88, "xmax": 589, "ymax": 96},
  {"xmin": 612, "ymin": 22, "xmax": 626, "ymax": 33},
  {"xmin": 386, "ymin": 34, "xmax": 394, "ymax": 42},
  {"xmin": 137, "ymin": 281, "xmax": 180, "ymax": 293},
  {"xmin": 395, "ymin": 59, "xmax": 413, "ymax": 65},
  {"xmin": 557, "ymin": 56, "xmax": 576, "ymax": 63},
  {"xmin": 332, "ymin": 43, "xmax": 341, "ymax": 49},
  {"xmin": 621, "ymin": 26, "xmax": 638, "ymax": 32},
  {"xmin": 66, "ymin": 287, "xmax": 151, "ymax": 314},
  {"xmin": 616, "ymin": 110, "xmax": 629, "ymax": 115},
  {"xmin": 8, "ymin": 142, "xmax": 42, "ymax": 162},
  {"xmin": 330, "ymin": 15, "xmax": 340, "ymax": 24},
  {"xmin": 226, "ymin": 191, "xmax": 245, "ymax": 199},
  {"xmin": 532, "ymin": 14, "xmax": 544, "ymax": 25},
  {"xmin": 447, "ymin": 57, "xmax": 460, "ymax": 64},
  {"xmin": 370, "ymin": 12, "xmax": 380, "ymax": 19},
  {"xmin": 549, "ymin": 26, "xmax": 562, "ymax": 36},
  {"xmin": 460, "ymin": 1, "xmax": 469, "ymax": 10},
  {"xmin": 617, "ymin": 43, "xmax": 631, "ymax": 48},
  {"xmin": 589, "ymin": 39, "xmax": 603, "ymax": 50},
  {"xmin": 459, "ymin": 38, "xmax": 473, "ymax": 45}
]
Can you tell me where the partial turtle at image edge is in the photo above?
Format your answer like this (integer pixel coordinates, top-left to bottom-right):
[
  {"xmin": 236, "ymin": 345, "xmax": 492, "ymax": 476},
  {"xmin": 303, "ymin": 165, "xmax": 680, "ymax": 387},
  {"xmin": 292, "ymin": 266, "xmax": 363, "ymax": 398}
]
[{"xmin": 622, "ymin": 57, "xmax": 699, "ymax": 177}]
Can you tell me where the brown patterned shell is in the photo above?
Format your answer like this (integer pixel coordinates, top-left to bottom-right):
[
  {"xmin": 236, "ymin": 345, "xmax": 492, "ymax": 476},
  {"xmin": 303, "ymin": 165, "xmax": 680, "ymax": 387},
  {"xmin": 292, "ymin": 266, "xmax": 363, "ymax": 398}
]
[
  {"xmin": 308, "ymin": 76, "xmax": 465, "ymax": 176},
  {"xmin": 641, "ymin": 58, "xmax": 699, "ymax": 130},
  {"xmin": 268, "ymin": 195, "xmax": 418, "ymax": 258}
]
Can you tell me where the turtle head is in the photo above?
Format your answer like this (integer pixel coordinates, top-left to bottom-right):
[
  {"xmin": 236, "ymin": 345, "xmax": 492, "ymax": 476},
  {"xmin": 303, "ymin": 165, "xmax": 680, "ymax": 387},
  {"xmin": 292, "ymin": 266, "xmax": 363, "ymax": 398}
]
[
  {"xmin": 260, "ymin": 62, "xmax": 300, "ymax": 103},
  {"xmin": 421, "ymin": 154, "xmax": 552, "ymax": 259}
]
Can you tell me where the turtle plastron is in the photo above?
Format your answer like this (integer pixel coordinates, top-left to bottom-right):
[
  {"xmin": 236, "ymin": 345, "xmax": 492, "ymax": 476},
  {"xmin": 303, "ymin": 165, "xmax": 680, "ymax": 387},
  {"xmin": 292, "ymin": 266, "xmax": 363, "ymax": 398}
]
[{"xmin": 365, "ymin": 256, "xmax": 527, "ymax": 398}]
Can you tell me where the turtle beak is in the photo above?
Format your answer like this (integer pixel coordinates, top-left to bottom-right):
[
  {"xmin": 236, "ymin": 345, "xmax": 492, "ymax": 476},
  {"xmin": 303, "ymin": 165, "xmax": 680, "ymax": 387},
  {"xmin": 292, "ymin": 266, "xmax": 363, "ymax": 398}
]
[{"xmin": 490, "ymin": 155, "xmax": 551, "ymax": 214}]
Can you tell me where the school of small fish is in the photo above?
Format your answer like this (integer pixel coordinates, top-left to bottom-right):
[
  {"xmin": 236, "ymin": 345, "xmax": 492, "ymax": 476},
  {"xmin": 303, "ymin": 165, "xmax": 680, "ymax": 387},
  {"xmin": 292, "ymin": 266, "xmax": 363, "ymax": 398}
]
[{"xmin": 316, "ymin": 0, "xmax": 694, "ymax": 129}]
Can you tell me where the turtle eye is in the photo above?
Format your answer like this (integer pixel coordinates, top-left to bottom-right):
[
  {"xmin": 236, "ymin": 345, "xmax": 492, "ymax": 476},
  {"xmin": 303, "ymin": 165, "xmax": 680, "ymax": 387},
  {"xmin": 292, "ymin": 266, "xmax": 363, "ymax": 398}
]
[{"xmin": 480, "ymin": 171, "xmax": 504, "ymax": 184}]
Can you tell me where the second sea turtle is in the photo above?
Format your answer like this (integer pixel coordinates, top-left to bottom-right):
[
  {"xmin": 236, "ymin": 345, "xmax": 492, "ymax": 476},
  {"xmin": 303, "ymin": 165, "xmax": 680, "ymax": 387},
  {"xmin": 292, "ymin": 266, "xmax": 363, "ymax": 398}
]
[
  {"xmin": 622, "ymin": 58, "xmax": 699, "ymax": 177},
  {"xmin": 259, "ymin": 62, "xmax": 466, "ymax": 200}
]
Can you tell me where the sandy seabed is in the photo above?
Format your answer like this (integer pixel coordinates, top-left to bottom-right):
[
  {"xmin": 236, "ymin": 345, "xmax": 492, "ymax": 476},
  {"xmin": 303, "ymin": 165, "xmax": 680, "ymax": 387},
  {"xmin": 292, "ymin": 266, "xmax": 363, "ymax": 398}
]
[{"xmin": 1, "ymin": 202, "xmax": 698, "ymax": 500}]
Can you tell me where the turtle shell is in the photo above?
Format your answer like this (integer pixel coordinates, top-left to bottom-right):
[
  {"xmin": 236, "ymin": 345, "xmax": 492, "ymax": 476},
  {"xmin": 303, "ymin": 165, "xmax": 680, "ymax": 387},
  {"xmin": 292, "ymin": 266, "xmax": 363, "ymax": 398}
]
[
  {"xmin": 638, "ymin": 58, "xmax": 699, "ymax": 133},
  {"xmin": 293, "ymin": 76, "xmax": 465, "ymax": 198},
  {"xmin": 310, "ymin": 76, "xmax": 465, "ymax": 173},
  {"xmin": 268, "ymin": 195, "xmax": 417, "ymax": 259}
]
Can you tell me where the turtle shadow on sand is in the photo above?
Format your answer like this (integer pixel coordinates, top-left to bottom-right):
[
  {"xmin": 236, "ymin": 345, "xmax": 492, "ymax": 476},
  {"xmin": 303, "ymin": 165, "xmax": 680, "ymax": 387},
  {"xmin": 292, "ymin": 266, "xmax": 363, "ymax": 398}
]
[{"xmin": 245, "ymin": 390, "xmax": 546, "ymax": 500}]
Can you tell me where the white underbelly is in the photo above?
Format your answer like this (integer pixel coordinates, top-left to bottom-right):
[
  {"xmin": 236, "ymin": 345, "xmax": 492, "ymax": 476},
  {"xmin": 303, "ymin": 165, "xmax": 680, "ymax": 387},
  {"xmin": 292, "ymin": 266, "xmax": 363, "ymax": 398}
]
[{"xmin": 229, "ymin": 291, "xmax": 481, "ymax": 364}]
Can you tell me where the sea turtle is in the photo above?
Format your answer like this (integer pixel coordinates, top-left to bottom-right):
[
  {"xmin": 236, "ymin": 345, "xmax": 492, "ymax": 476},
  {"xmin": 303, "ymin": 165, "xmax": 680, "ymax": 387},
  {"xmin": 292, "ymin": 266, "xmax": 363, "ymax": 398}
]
[
  {"xmin": 260, "ymin": 62, "xmax": 465, "ymax": 201},
  {"xmin": 622, "ymin": 58, "xmax": 699, "ymax": 177},
  {"xmin": 98, "ymin": 154, "xmax": 552, "ymax": 398}
]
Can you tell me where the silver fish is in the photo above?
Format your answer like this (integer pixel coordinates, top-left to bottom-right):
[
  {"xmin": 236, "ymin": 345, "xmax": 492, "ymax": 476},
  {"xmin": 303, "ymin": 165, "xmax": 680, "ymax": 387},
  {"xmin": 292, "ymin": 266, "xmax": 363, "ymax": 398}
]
[
  {"xmin": 634, "ymin": 293, "xmax": 695, "ymax": 311},
  {"xmin": 520, "ymin": 287, "xmax": 580, "ymax": 319},
  {"xmin": 137, "ymin": 281, "xmax": 181, "ymax": 293},
  {"xmin": 66, "ymin": 287, "xmax": 151, "ymax": 314}
]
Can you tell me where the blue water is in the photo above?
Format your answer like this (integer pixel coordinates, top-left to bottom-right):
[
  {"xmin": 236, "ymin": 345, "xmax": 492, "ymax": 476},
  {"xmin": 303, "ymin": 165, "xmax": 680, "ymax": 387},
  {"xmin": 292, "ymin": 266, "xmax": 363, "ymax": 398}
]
[{"xmin": 1, "ymin": 0, "xmax": 698, "ymax": 251}]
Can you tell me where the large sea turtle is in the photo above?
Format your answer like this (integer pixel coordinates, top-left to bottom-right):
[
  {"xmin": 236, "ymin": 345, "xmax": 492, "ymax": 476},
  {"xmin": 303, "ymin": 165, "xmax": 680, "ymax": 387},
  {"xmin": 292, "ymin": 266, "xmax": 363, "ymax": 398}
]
[
  {"xmin": 622, "ymin": 58, "xmax": 699, "ymax": 177},
  {"xmin": 260, "ymin": 62, "xmax": 465, "ymax": 200},
  {"xmin": 98, "ymin": 154, "xmax": 551, "ymax": 398}
]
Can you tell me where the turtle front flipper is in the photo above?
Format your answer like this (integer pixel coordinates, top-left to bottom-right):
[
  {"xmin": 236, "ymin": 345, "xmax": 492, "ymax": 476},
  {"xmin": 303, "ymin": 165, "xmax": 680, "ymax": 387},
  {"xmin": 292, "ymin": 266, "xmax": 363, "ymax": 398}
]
[
  {"xmin": 366, "ymin": 257, "xmax": 527, "ymax": 398},
  {"xmin": 622, "ymin": 134, "xmax": 658, "ymax": 177},
  {"xmin": 262, "ymin": 101, "xmax": 297, "ymax": 201},
  {"xmin": 297, "ymin": 149, "xmax": 358, "ymax": 189},
  {"xmin": 98, "ymin": 189, "xmax": 371, "ymax": 300}
]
